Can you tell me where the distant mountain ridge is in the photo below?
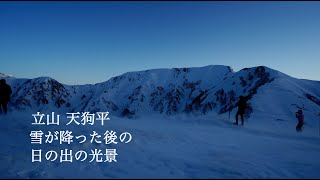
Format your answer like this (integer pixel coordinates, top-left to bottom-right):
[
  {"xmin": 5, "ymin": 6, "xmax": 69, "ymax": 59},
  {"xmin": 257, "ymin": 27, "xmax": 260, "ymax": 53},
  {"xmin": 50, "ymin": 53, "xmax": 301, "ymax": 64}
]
[{"xmin": 2, "ymin": 65, "xmax": 320, "ymax": 119}]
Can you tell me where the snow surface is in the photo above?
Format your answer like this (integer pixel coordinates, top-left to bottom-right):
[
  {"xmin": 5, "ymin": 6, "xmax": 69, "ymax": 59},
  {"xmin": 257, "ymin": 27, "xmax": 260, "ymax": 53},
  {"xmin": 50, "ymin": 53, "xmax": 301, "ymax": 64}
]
[{"xmin": 0, "ymin": 110, "xmax": 320, "ymax": 178}]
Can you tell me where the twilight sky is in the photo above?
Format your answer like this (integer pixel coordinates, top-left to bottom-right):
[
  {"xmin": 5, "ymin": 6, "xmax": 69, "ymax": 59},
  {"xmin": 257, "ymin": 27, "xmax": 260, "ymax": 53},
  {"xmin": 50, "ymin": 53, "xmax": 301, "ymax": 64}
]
[{"xmin": 0, "ymin": 1, "xmax": 319, "ymax": 85}]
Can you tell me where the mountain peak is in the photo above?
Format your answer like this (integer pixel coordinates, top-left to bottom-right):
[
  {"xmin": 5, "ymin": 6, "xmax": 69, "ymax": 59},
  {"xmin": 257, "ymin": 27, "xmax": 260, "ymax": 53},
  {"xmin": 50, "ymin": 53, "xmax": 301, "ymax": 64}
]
[
  {"xmin": 4, "ymin": 65, "xmax": 320, "ymax": 119},
  {"xmin": 0, "ymin": 72, "xmax": 13, "ymax": 78}
]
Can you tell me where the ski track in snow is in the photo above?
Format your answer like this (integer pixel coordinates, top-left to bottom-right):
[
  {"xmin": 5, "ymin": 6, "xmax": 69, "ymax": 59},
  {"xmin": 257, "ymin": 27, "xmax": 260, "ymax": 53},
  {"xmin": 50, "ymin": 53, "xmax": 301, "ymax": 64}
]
[{"xmin": 0, "ymin": 112, "xmax": 320, "ymax": 178}]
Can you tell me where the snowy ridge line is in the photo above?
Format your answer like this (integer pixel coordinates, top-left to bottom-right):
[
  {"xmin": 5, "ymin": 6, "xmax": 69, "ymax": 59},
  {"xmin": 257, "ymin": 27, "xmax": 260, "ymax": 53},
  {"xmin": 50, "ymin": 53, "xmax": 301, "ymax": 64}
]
[{"xmin": 0, "ymin": 65, "xmax": 319, "ymax": 121}]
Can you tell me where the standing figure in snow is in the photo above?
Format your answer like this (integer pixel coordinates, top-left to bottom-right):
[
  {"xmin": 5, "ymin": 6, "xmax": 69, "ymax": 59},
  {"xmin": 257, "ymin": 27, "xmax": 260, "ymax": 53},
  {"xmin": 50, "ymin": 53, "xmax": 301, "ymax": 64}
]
[
  {"xmin": 0, "ymin": 79, "xmax": 12, "ymax": 115},
  {"xmin": 234, "ymin": 95, "xmax": 247, "ymax": 125},
  {"xmin": 295, "ymin": 109, "xmax": 304, "ymax": 132}
]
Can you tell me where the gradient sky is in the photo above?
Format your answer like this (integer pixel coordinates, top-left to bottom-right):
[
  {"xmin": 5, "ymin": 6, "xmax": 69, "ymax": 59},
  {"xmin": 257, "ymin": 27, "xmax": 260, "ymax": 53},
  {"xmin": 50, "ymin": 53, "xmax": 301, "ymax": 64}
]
[{"xmin": 1, "ymin": 1, "xmax": 319, "ymax": 85}]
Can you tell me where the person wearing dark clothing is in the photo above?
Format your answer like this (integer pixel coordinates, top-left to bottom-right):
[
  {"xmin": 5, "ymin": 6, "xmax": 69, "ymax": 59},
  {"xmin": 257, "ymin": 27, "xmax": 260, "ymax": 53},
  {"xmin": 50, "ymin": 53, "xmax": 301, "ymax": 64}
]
[
  {"xmin": 234, "ymin": 96, "xmax": 247, "ymax": 125},
  {"xmin": 0, "ymin": 79, "xmax": 12, "ymax": 115},
  {"xmin": 295, "ymin": 110, "xmax": 304, "ymax": 132}
]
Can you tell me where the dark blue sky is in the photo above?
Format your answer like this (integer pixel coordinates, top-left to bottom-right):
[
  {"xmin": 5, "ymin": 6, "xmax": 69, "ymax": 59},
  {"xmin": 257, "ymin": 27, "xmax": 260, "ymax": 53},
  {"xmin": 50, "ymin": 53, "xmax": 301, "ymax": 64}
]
[{"xmin": 1, "ymin": 2, "xmax": 319, "ymax": 85}]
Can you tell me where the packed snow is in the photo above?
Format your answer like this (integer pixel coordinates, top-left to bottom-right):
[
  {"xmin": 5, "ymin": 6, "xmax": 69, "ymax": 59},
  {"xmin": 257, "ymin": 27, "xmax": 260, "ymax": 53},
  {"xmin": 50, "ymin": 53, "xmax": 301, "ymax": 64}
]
[{"xmin": 0, "ymin": 110, "xmax": 319, "ymax": 178}]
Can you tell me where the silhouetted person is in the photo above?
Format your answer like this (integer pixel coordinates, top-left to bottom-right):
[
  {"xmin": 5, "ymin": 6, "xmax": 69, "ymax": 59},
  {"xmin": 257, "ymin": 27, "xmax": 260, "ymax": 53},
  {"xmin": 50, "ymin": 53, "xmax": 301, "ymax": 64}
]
[
  {"xmin": 0, "ymin": 79, "xmax": 12, "ymax": 115},
  {"xmin": 295, "ymin": 109, "xmax": 304, "ymax": 132},
  {"xmin": 234, "ymin": 96, "xmax": 247, "ymax": 125}
]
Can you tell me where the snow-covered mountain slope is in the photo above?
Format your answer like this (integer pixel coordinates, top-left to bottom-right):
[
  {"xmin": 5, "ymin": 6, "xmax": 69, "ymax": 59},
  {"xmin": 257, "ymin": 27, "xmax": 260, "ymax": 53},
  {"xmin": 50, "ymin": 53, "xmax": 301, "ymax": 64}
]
[
  {"xmin": 2, "ymin": 65, "xmax": 320, "ymax": 121},
  {"xmin": 1, "ymin": 65, "xmax": 320, "ymax": 178}
]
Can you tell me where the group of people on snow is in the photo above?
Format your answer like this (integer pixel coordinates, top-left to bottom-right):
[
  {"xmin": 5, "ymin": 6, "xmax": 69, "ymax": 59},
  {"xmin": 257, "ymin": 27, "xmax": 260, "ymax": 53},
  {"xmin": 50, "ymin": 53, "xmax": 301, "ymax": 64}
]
[{"xmin": 233, "ymin": 95, "xmax": 304, "ymax": 132}]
